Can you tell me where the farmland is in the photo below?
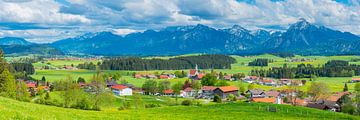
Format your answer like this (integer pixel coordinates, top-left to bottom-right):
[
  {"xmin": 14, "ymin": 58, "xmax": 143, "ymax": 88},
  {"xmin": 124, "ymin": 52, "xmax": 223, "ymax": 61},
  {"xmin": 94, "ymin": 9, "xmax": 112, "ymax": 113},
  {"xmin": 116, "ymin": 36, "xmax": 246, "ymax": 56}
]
[
  {"xmin": 29, "ymin": 54, "xmax": 360, "ymax": 92},
  {"xmin": 0, "ymin": 96, "xmax": 357, "ymax": 120}
]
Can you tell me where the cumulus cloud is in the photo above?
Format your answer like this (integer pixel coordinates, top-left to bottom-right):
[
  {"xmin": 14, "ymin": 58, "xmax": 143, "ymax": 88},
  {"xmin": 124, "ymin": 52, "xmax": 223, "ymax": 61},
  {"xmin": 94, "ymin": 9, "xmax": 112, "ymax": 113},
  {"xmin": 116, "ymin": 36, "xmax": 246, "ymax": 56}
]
[
  {"xmin": 0, "ymin": 0, "xmax": 90, "ymax": 25},
  {"xmin": 1, "ymin": 0, "xmax": 360, "ymax": 43},
  {"xmin": 112, "ymin": 28, "xmax": 142, "ymax": 36}
]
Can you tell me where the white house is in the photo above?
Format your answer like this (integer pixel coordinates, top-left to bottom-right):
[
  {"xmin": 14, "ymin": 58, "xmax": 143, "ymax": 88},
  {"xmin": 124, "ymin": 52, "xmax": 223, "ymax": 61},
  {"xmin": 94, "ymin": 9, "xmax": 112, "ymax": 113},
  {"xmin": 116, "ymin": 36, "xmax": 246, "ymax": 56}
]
[{"xmin": 111, "ymin": 84, "xmax": 133, "ymax": 96}]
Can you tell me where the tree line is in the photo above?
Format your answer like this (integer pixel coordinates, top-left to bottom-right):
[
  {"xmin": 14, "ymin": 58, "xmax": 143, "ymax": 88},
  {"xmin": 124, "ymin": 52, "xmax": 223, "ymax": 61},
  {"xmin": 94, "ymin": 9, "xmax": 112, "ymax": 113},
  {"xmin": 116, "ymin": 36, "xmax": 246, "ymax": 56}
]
[
  {"xmin": 97, "ymin": 54, "xmax": 236, "ymax": 70},
  {"xmin": 250, "ymin": 60, "xmax": 360, "ymax": 79},
  {"xmin": 10, "ymin": 63, "xmax": 35, "ymax": 75},
  {"xmin": 248, "ymin": 59, "xmax": 273, "ymax": 67}
]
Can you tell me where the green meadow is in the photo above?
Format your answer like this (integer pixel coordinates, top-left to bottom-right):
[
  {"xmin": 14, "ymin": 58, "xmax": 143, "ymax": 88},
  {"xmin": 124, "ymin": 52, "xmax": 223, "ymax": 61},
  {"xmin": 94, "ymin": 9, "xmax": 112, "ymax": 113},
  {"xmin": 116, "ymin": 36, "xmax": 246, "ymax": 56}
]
[
  {"xmin": 30, "ymin": 54, "xmax": 360, "ymax": 92},
  {"xmin": 0, "ymin": 96, "xmax": 357, "ymax": 120}
]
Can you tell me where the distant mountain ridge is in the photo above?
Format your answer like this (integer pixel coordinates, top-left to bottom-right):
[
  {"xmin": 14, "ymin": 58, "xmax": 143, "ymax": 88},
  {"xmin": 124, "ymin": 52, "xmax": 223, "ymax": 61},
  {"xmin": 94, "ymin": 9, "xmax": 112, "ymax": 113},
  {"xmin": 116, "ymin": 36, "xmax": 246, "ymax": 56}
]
[
  {"xmin": 1, "ymin": 19, "xmax": 360, "ymax": 56},
  {"xmin": 0, "ymin": 37, "xmax": 33, "ymax": 46},
  {"xmin": 0, "ymin": 37, "xmax": 62, "ymax": 55}
]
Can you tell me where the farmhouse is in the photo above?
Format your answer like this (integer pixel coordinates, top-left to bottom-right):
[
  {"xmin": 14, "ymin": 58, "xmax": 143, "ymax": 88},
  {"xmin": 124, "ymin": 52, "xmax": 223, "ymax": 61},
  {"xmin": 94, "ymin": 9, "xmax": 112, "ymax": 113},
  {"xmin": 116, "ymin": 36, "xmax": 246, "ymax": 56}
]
[
  {"xmin": 134, "ymin": 74, "xmax": 143, "ymax": 79},
  {"xmin": 159, "ymin": 75, "xmax": 170, "ymax": 79},
  {"xmin": 181, "ymin": 87, "xmax": 197, "ymax": 98},
  {"xmin": 351, "ymin": 78, "xmax": 360, "ymax": 83},
  {"xmin": 279, "ymin": 79, "xmax": 291, "ymax": 86},
  {"xmin": 200, "ymin": 86, "xmax": 216, "ymax": 98},
  {"xmin": 111, "ymin": 85, "xmax": 133, "ymax": 96},
  {"xmin": 243, "ymin": 76, "xmax": 258, "ymax": 83},
  {"xmin": 163, "ymin": 89, "xmax": 174, "ymax": 96},
  {"xmin": 260, "ymin": 79, "xmax": 276, "ymax": 86},
  {"xmin": 246, "ymin": 89, "xmax": 266, "ymax": 98},
  {"xmin": 223, "ymin": 74, "xmax": 234, "ymax": 81},
  {"xmin": 265, "ymin": 90, "xmax": 280, "ymax": 98},
  {"xmin": 213, "ymin": 86, "xmax": 238, "ymax": 99}
]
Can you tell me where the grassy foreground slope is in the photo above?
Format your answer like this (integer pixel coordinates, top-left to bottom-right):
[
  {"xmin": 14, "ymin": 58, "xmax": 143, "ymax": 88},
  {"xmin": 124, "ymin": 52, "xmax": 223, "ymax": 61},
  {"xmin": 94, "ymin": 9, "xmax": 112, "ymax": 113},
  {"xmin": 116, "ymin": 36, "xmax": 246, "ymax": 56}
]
[{"xmin": 0, "ymin": 97, "xmax": 358, "ymax": 120}]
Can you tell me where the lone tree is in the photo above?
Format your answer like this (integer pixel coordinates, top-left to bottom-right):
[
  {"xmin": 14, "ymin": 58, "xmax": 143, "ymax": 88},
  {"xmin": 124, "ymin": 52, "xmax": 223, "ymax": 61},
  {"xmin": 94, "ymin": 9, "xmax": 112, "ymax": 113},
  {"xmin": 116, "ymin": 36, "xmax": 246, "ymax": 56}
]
[
  {"xmin": 201, "ymin": 74, "xmax": 218, "ymax": 86},
  {"xmin": 343, "ymin": 83, "xmax": 348, "ymax": 92},
  {"xmin": 307, "ymin": 82, "xmax": 330, "ymax": 102},
  {"xmin": 142, "ymin": 80, "xmax": 157, "ymax": 95},
  {"xmin": 41, "ymin": 76, "xmax": 46, "ymax": 82},
  {"xmin": 172, "ymin": 81, "xmax": 183, "ymax": 105},
  {"xmin": 0, "ymin": 69, "xmax": 16, "ymax": 98}
]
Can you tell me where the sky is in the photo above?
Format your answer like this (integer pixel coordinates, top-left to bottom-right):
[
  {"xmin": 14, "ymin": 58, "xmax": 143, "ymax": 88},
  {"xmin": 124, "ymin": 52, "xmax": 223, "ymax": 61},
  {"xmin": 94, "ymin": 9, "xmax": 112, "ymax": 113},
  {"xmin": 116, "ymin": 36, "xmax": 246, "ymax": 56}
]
[{"xmin": 0, "ymin": 0, "xmax": 359, "ymax": 43}]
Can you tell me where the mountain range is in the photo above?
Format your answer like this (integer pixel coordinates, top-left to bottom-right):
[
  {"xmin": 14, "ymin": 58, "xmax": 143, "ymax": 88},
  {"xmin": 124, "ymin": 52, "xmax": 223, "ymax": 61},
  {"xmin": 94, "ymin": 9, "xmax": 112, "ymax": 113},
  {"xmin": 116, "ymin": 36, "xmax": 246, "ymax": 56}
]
[{"xmin": 1, "ymin": 19, "xmax": 360, "ymax": 56}]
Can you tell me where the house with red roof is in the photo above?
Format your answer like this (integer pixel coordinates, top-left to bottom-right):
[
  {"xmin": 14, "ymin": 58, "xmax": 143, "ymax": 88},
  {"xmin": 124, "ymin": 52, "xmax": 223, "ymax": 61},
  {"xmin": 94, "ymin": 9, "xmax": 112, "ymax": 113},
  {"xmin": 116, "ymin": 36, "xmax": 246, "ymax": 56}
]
[
  {"xmin": 181, "ymin": 87, "xmax": 197, "ymax": 98},
  {"xmin": 259, "ymin": 79, "xmax": 276, "ymax": 86},
  {"xmin": 213, "ymin": 86, "xmax": 238, "ymax": 99},
  {"xmin": 200, "ymin": 86, "xmax": 217, "ymax": 98},
  {"xmin": 111, "ymin": 84, "xmax": 132, "ymax": 96},
  {"xmin": 243, "ymin": 76, "xmax": 258, "ymax": 83},
  {"xmin": 159, "ymin": 75, "xmax": 170, "ymax": 79},
  {"xmin": 223, "ymin": 74, "xmax": 234, "ymax": 81},
  {"xmin": 163, "ymin": 89, "xmax": 174, "ymax": 96},
  {"xmin": 26, "ymin": 83, "xmax": 36, "ymax": 88},
  {"xmin": 352, "ymin": 78, "xmax": 360, "ymax": 83}
]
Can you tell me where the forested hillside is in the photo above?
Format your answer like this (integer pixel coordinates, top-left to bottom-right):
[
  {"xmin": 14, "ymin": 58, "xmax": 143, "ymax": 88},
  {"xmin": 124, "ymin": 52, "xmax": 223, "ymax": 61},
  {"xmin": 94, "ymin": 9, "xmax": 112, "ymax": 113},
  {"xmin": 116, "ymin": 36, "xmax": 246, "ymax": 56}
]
[{"xmin": 96, "ymin": 55, "xmax": 236, "ymax": 70}]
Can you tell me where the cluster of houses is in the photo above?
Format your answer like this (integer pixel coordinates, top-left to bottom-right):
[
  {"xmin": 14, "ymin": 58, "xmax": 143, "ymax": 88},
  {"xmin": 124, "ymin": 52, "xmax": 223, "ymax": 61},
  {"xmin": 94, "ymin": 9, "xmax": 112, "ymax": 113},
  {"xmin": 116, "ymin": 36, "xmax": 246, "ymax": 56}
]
[
  {"xmin": 16, "ymin": 79, "xmax": 50, "ymax": 94},
  {"xmin": 160, "ymin": 85, "xmax": 239, "ymax": 99},
  {"xmin": 134, "ymin": 73, "xmax": 176, "ymax": 79},
  {"xmin": 243, "ymin": 76, "xmax": 305, "ymax": 87},
  {"xmin": 247, "ymin": 88, "xmax": 353, "ymax": 112}
]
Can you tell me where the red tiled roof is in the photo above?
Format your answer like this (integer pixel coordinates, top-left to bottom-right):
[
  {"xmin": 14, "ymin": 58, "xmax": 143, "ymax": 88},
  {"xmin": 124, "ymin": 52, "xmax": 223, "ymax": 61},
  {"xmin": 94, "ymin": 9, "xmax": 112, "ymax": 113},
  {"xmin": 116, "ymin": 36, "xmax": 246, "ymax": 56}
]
[
  {"xmin": 197, "ymin": 73, "xmax": 205, "ymax": 79},
  {"xmin": 262, "ymin": 79, "xmax": 273, "ymax": 83},
  {"xmin": 189, "ymin": 69, "xmax": 197, "ymax": 75},
  {"xmin": 26, "ymin": 83, "xmax": 36, "ymax": 88},
  {"xmin": 292, "ymin": 99, "xmax": 307, "ymax": 106},
  {"xmin": 327, "ymin": 92, "xmax": 350, "ymax": 102},
  {"xmin": 111, "ymin": 85, "xmax": 128, "ymax": 90},
  {"xmin": 266, "ymin": 90, "xmax": 280, "ymax": 97},
  {"xmin": 218, "ymin": 86, "xmax": 238, "ymax": 92},
  {"xmin": 352, "ymin": 78, "xmax": 360, "ymax": 81},
  {"xmin": 183, "ymin": 87, "xmax": 193, "ymax": 92},
  {"xmin": 202, "ymin": 86, "xmax": 216, "ymax": 91},
  {"xmin": 163, "ymin": 89, "xmax": 174, "ymax": 94},
  {"xmin": 159, "ymin": 75, "xmax": 169, "ymax": 79},
  {"xmin": 252, "ymin": 98, "xmax": 277, "ymax": 103},
  {"xmin": 249, "ymin": 76, "xmax": 257, "ymax": 79}
]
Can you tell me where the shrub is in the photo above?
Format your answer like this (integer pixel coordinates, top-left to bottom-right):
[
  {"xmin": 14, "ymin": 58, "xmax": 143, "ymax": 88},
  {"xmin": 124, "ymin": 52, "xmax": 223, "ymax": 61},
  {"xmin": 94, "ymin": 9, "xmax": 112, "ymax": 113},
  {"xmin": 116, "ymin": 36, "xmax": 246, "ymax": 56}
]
[
  {"xmin": 227, "ymin": 94, "xmax": 236, "ymax": 101},
  {"xmin": 213, "ymin": 95, "xmax": 222, "ymax": 103},
  {"xmin": 118, "ymin": 101, "xmax": 131, "ymax": 110},
  {"xmin": 181, "ymin": 100, "xmax": 192, "ymax": 106},
  {"xmin": 145, "ymin": 103, "xmax": 161, "ymax": 108}
]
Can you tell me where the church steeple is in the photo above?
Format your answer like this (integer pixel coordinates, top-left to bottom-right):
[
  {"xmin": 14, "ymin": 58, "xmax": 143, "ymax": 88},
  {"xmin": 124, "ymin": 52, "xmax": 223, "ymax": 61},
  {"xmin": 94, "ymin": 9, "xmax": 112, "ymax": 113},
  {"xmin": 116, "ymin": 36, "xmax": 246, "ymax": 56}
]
[{"xmin": 195, "ymin": 64, "xmax": 198, "ymax": 71}]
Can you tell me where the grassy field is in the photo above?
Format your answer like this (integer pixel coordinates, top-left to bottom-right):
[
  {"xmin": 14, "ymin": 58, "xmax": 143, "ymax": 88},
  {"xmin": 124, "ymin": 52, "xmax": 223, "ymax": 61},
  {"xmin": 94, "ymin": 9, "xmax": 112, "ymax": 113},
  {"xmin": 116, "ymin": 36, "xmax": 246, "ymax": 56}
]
[
  {"xmin": 0, "ymin": 96, "xmax": 358, "ymax": 120},
  {"xmin": 29, "ymin": 54, "xmax": 360, "ymax": 92}
]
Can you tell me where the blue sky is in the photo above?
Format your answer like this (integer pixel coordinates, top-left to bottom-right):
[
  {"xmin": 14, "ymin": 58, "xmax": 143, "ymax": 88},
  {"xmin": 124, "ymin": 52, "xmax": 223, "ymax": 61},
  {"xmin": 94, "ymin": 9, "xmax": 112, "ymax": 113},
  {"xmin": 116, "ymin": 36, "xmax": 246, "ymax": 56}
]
[{"xmin": 0, "ymin": 0, "xmax": 359, "ymax": 43}]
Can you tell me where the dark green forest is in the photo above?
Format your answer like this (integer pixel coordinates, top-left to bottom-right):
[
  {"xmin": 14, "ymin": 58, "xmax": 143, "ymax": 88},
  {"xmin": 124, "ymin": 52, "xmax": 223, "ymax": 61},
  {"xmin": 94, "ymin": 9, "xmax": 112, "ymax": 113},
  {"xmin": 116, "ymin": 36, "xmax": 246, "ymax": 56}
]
[
  {"xmin": 10, "ymin": 63, "xmax": 35, "ymax": 75},
  {"xmin": 248, "ymin": 59, "xmax": 273, "ymax": 66},
  {"xmin": 96, "ymin": 55, "xmax": 236, "ymax": 70},
  {"xmin": 250, "ymin": 60, "xmax": 360, "ymax": 78}
]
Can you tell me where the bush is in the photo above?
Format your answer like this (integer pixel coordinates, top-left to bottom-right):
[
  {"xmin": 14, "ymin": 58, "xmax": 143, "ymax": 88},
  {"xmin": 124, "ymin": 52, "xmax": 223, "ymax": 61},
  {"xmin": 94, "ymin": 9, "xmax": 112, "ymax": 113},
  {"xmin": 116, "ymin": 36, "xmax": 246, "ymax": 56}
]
[
  {"xmin": 145, "ymin": 103, "xmax": 161, "ymax": 108},
  {"xmin": 118, "ymin": 101, "xmax": 131, "ymax": 110},
  {"xmin": 181, "ymin": 100, "xmax": 192, "ymax": 106},
  {"xmin": 213, "ymin": 95, "xmax": 222, "ymax": 103},
  {"xmin": 227, "ymin": 94, "xmax": 236, "ymax": 101}
]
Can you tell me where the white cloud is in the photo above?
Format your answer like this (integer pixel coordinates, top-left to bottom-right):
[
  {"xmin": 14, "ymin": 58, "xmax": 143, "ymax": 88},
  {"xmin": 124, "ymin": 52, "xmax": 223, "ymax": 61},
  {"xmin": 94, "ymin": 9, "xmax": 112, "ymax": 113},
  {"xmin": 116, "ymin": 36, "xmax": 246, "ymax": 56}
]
[
  {"xmin": 1, "ymin": 0, "xmax": 360, "ymax": 43},
  {"xmin": 112, "ymin": 28, "xmax": 142, "ymax": 36},
  {"xmin": 0, "ymin": 0, "xmax": 90, "ymax": 25}
]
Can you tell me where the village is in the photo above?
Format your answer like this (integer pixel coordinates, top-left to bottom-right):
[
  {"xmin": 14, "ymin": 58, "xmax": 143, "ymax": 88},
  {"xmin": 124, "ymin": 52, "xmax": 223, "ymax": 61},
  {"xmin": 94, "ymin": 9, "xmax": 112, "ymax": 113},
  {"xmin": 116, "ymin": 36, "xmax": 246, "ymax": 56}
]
[{"xmin": 18, "ymin": 64, "xmax": 360, "ymax": 113}]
